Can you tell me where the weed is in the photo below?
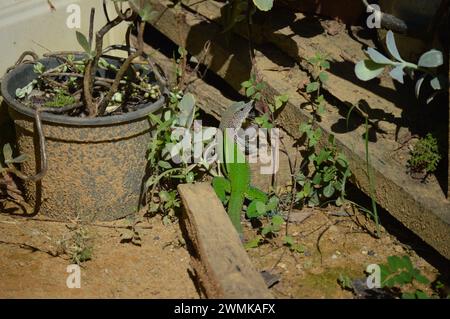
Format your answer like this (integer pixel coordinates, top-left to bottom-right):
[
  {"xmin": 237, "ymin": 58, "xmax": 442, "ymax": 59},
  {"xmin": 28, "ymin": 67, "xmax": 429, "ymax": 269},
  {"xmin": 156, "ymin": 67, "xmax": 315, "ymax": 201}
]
[
  {"xmin": 241, "ymin": 73, "xmax": 289, "ymax": 129},
  {"xmin": 408, "ymin": 133, "xmax": 441, "ymax": 175},
  {"xmin": 44, "ymin": 90, "xmax": 76, "ymax": 108},
  {"xmin": 338, "ymin": 255, "xmax": 445, "ymax": 299},
  {"xmin": 59, "ymin": 227, "xmax": 93, "ymax": 265},
  {"xmin": 296, "ymin": 124, "xmax": 351, "ymax": 208},
  {"xmin": 120, "ymin": 215, "xmax": 144, "ymax": 246},
  {"xmin": 299, "ymin": 53, "xmax": 330, "ymax": 118}
]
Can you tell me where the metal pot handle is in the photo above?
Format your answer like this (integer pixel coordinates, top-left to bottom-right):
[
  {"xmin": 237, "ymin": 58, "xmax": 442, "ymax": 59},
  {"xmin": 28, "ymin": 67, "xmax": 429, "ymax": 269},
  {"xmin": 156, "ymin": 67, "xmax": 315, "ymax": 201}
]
[{"xmin": 3, "ymin": 52, "xmax": 48, "ymax": 182}]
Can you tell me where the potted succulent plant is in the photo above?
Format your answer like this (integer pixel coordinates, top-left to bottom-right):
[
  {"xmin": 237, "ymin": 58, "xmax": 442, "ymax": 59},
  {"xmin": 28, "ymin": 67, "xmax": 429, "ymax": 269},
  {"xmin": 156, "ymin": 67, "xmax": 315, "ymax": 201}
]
[{"xmin": 1, "ymin": 0, "xmax": 167, "ymax": 221}]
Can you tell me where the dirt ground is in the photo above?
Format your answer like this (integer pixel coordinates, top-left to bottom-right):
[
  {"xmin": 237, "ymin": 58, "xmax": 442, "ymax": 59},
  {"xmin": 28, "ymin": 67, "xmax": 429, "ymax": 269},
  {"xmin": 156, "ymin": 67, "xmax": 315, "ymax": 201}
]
[
  {"xmin": 0, "ymin": 197, "xmax": 445, "ymax": 299},
  {"xmin": 0, "ymin": 211, "xmax": 199, "ymax": 298},
  {"xmin": 242, "ymin": 203, "xmax": 443, "ymax": 299}
]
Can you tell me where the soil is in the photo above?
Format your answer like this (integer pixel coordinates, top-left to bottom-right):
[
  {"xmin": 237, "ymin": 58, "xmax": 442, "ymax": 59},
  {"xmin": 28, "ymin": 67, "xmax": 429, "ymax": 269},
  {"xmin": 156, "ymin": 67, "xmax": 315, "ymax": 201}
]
[
  {"xmin": 1, "ymin": 196, "xmax": 446, "ymax": 298},
  {"xmin": 242, "ymin": 203, "xmax": 444, "ymax": 299},
  {"xmin": 0, "ymin": 209, "xmax": 199, "ymax": 298}
]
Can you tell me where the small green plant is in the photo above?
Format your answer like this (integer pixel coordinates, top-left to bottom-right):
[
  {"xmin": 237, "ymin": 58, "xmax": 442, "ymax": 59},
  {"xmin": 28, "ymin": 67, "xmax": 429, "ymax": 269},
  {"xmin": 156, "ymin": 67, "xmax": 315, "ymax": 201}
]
[
  {"xmin": 296, "ymin": 124, "xmax": 351, "ymax": 208},
  {"xmin": 60, "ymin": 227, "xmax": 93, "ymax": 265},
  {"xmin": 241, "ymin": 74, "xmax": 288, "ymax": 129},
  {"xmin": 283, "ymin": 235, "xmax": 305, "ymax": 254},
  {"xmin": 44, "ymin": 90, "xmax": 76, "ymax": 108},
  {"xmin": 408, "ymin": 133, "xmax": 441, "ymax": 175},
  {"xmin": 14, "ymin": 1, "xmax": 163, "ymax": 117},
  {"xmin": 120, "ymin": 215, "xmax": 144, "ymax": 246},
  {"xmin": 337, "ymin": 273, "xmax": 354, "ymax": 291},
  {"xmin": 301, "ymin": 53, "xmax": 330, "ymax": 117},
  {"xmin": 379, "ymin": 255, "xmax": 431, "ymax": 299},
  {"xmin": 146, "ymin": 91, "xmax": 213, "ymax": 223},
  {"xmin": 0, "ymin": 143, "xmax": 29, "ymax": 180},
  {"xmin": 355, "ymin": 30, "xmax": 446, "ymax": 104}
]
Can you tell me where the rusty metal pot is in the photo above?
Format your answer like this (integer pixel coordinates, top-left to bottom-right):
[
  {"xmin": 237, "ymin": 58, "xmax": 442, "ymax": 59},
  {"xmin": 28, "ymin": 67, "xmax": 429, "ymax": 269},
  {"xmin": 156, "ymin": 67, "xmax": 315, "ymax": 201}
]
[{"xmin": 1, "ymin": 56, "xmax": 165, "ymax": 221}]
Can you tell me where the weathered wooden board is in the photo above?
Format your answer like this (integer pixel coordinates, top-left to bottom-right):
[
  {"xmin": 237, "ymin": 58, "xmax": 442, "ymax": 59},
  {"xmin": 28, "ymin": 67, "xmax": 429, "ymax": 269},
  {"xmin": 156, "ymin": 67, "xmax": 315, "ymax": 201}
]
[
  {"xmin": 148, "ymin": 0, "xmax": 450, "ymax": 259},
  {"xmin": 182, "ymin": 0, "xmax": 408, "ymax": 127},
  {"xmin": 177, "ymin": 183, "xmax": 273, "ymax": 299}
]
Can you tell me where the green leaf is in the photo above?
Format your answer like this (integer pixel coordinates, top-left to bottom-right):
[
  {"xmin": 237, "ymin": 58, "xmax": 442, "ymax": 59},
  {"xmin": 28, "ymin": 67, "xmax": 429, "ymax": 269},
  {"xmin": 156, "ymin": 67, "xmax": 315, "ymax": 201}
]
[
  {"xmin": 400, "ymin": 255, "xmax": 413, "ymax": 271},
  {"xmin": 186, "ymin": 171, "xmax": 195, "ymax": 183},
  {"xmin": 389, "ymin": 65, "xmax": 405, "ymax": 84},
  {"xmin": 246, "ymin": 186, "xmax": 268, "ymax": 202},
  {"xmin": 266, "ymin": 196, "xmax": 279, "ymax": 211},
  {"xmin": 247, "ymin": 201, "xmax": 262, "ymax": 218},
  {"xmin": 138, "ymin": 3, "xmax": 159, "ymax": 22},
  {"xmin": 76, "ymin": 31, "xmax": 91, "ymax": 55},
  {"xmin": 256, "ymin": 201, "xmax": 266, "ymax": 216},
  {"xmin": 283, "ymin": 235, "xmax": 294, "ymax": 246},
  {"xmin": 2, "ymin": 144, "xmax": 13, "ymax": 162},
  {"xmin": 402, "ymin": 292, "xmax": 416, "ymax": 299},
  {"xmin": 386, "ymin": 30, "xmax": 403, "ymax": 62},
  {"xmin": 366, "ymin": 47, "xmax": 395, "ymax": 65},
  {"xmin": 387, "ymin": 255, "xmax": 402, "ymax": 271},
  {"xmin": 418, "ymin": 49, "xmax": 443, "ymax": 68},
  {"xmin": 306, "ymin": 82, "xmax": 320, "ymax": 93},
  {"xmin": 246, "ymin": 86, "xmax": 256, "ymax": 97},
  {"xmin": 178, "ymin": 93, "xmax": 196, "ymax": 128},
  {"xmin": 255, "ymin": 82, "xmax": 266, "ymax": 91},
  {"xmin": 212, "ymin": 176, "xmax": 231, "ymax": 203},
  {"xmin": 261, "ymin": 225, "xmax": 272, "ymax": 236},
  {"xmin": 415, "ymin": 290, "xmax": 430, "ymax": 299},
  {"xmin": 354, "ymin": 60, "xmax": 385, "ymax": 81},
  {"xmin": 252, "ymin": 0, "xmax": 273, "ymax": 11},
  {"xmin": 430, "ymin": 76, "xmax": 443, "ymax": 90},
  {"xmin": 397, "ymin": 271, "xmax": 413, "ymax": 284},
  {"xmin": 414, "ymin": 272, "xmax": 430, "ymax": 285},
  {"xmin": 323, "ymin": 183, "xmax": 335, "ymax": 198},
  {"xmin": 312, "ymin": 172, "xmax": 322, "ymax": 185},
  {"xmin": 336, "ymin": 154, "xmax": 348, "ymax": 168},
  {"xmin": 244, "ymin": 236, "xmax": 263, "ymax": 249},
  {"xmin": 271, "ymin": 215, "xmax": 284, "ymax": 229},
  {"xmin": 315, "ymin": 149, "xmax": 331, "ymax": 166},
  {"xmin": 158, "ymin": 160, "xmax": 172, "ymax": 169},
  {"xmin": 320, "ymin": 60, "xmax": 330, "ymax": 69},
  {"xmin": 241, "ymin": 80, "xmax": 252, "ymax": 88},
  {"xmin": 7, "ymin": 154, "xmax": 28, "ymax": 164},
  {"xmin": 318, "ymin": 71, "xmax": 329, "ymax": 83}
]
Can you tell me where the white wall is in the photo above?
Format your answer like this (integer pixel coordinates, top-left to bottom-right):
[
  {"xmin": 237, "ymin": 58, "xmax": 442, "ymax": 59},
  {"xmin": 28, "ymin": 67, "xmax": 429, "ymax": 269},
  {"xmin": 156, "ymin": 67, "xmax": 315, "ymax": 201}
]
[{"xmin": 0, "ymin": 0, "xmax": 127, "ymax": 75}]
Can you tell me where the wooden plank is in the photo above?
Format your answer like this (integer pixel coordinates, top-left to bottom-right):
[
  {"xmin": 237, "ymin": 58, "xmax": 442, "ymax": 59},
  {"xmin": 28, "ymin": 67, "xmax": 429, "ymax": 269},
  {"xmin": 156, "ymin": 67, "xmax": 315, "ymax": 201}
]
[
  {"xmin": 182, "ymin": 0, "xmax": 408, "ymax": 131},
  {"xmin": 149, "ymin": 0, "xmax": 450, "ymax": 259},
  {"xmin": 177, "ymin": 183, "xmax": 273, "ymax": 299}
]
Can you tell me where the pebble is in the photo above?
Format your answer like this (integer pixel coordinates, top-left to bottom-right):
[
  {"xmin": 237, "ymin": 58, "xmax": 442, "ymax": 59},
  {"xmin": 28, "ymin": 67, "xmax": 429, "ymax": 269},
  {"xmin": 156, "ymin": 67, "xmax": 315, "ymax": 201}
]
[
  {"xmin": 394, "ymin": 245, "xmax": 404, "ymax": 253},
  {"xmin": 153, "ymin": 236, "xmax": 160, "ymax": 241},
  {"xmin": 277, "ymin": 263, "xmax": 287, "ymax": 270},
  {"xmin": 331, "ymin": 254, "xmax": 338, "ymax": 259},
  {"xmin": 368, "ymin": 250, "xmax": 376, "ymax": 256}
]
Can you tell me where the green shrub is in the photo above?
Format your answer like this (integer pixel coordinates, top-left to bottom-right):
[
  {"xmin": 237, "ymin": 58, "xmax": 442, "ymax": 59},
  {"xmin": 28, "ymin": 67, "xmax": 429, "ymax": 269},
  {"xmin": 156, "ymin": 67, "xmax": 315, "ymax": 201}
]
[{"xmin": 409, "ymin": 133, "xmax": 441, "ymax": 174}]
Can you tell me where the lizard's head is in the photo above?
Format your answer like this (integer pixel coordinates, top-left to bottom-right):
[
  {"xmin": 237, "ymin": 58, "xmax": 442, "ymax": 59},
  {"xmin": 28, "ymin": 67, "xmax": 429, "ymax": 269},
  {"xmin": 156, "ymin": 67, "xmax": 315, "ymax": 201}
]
[{"xmin": 221, "ymin": 101, "xmax": 254, "ymax": 129}]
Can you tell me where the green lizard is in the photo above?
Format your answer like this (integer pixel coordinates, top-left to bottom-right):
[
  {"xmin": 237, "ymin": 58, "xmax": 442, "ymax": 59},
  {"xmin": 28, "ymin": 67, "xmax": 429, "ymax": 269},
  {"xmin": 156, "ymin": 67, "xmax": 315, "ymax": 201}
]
[{"xmin": 213, "ymin": 101, "xmax": 267, "ymax": 235}]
